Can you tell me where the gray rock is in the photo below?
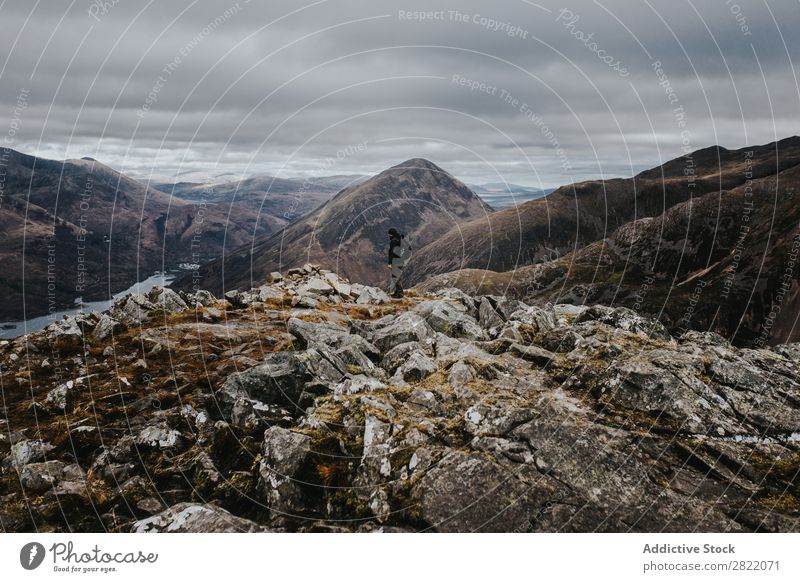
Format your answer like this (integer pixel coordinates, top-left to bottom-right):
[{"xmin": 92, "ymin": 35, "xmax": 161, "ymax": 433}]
[
  {"xmin": 398, "ymin": 351, "xmax": 437, "ymax": 382},
  {"xmin": 291, "ymin": 293, "xmax": 320, "ymax": 309},
  {"xmin": 415, "ymin": 300, "xmax": 485, "ymax": 340},
  {"xmin": 5, "ymin": 439, "xmax": 55, "ymax": 469},
  {"xmin": 333, "ymin": 375, "xmax": 386, "ymax": 398},
  {"xmin": 20, "ymin": 460, "xmax": 67, "ymax": 493},
  {"xmin": 219, "ymin": 348, "xmax": 346, "ymax": 413},
  {"xmin": 224, "ymin": 290, "xmax": 247, "ymax": 308},
  {"xmin": 478, "ymin": 297, "xmax": 504, "ymax": 330},
  {"xmin": 509, "ymin": 343, "xmax": 556, "ymax": 366},
  {"xmin": 412, "ymin": 450, "xmax": 556, "ymax": 532},
  {"xmin": 134, "ymin": 425, "xmax": 184, "ymax": 450},
  {"xmin": 355, "ymin": 415, "xmax": 393, "ymax": 521},
  {"xmin": 191, "ymin": 289, "xmax": 217, "ymax": 307},
  {"xmin": 508, "ymin": 305, "xmax": 556, "ymax": 334},
  {"xmin": 148, "ymin": 287, "xmax": 188, "ymax": 312},
  {"xmin": 595, "ymin": 350, "xmax": 741, "ymax": 434},
  {"xmin": 257, "ymin": 285, "xmax": 284, "ymax": 302},
  {"xmin": 133, "ymin": 503, "xmax": 268, "ymax": 532},
  {"xmin": 381, "ymin": 341, "xmax": 427, "ymax": 373},
  {"xmin": 298, "ymin": 277, "xmax": 334, "ymax": 295},
  {"xmin": 92, "ymin": 314, "xmax": 120, "ymax": 341},
  {"xmin": 448, "ymin": 360, "xmax": 475, "ymax": 389},
  {"xmin": 287, "ymin": 317, "xmax": 349, "ymax": 349},
  {"xmin": 576, "ymin": 305, "xmax": 671, "ymax": 340},
  {"xmin": 46, "ymin": 316, "xmax": 83, "ymax": 342},
  {"xmin": 44, "ymin": 380, "xmax": 75, "ymax": 412},
  {"xmin": 258, "ymin": 426, "xmax": 312, "ymax": 520},
  {"xmin": 370, "ymin": 312, "xmax": 434, "ymax": 352},
  {"xmin": 433, "ymin": 287, "xmax": 478, "ymax": 316},
  {"xmin": 356, "ymin": 286, "xmax": 390, "ymax": 305},
  {"xmin": 323, "ymin": 273, "xmax": 352, "ymax": 296},
  {"xmin": 407, "ymin": 389, "xmax": 437, "ymax": 411},
  {"xmin": 112, "ymin": 293, "xmax": 156, "ymax": 324}
]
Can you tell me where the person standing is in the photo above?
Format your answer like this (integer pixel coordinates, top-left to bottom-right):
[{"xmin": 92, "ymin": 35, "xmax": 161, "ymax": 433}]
[{"xmin": 387, "ymin": 228, "xmax": 411, "ymax": 298}]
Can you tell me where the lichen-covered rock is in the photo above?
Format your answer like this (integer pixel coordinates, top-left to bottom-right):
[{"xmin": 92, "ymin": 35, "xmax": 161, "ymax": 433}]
[
  {"xmin": 92, "ymin": 314, "xmax": 120, "ymax": 341},
  {"xmin": 369, "ymin": 312, "xmax": 434, "ymax": 352},
  {"xmin": 412, "ymin": 450, "xmax": 558, "ymax": 532},
  {"xmin": 3, "ymin": 265, "xmax": 800, "ymax": 534},
  {"xmin": 148, "ymin": 286, "xmax": 188, "ymax": 312},
  {"xmin": 397, "ymin": 351, "xmax": 437, "ymax": 382},
  {"xmin": 4, "ymin": 439, "xmax": 55, "ymax": 469},
  {"xmin": 135, "ymin": 425, "xmax": 184, "ymax": 450},
  {"xmin": 133, "ymin": 503, "xmax": 269, "ymax": 532},
  {"xmin": 258, "ymin": 427, "xmax": 312, "ymax": 521},
  {"xmin": 44, "ymin": 380, "xmax": 75, "ymax": 412},
  {"xmin": 356, "ymin": 286, "xmax": 390, "ymax": 305},
  {"xmin": 415, "ymin": 300, "xmax": 485, "ymax": 340}
]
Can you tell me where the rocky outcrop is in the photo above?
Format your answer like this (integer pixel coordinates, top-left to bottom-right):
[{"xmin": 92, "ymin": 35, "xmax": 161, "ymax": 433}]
[{"xmin": 0, "ymin": 266, "xmax": 798, "ymax": 532}]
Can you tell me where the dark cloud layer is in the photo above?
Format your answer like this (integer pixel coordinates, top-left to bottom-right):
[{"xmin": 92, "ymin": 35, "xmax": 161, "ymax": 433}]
[{"xmin": 1, "ymin": 0, "xmax": 798, "ymax": 186}]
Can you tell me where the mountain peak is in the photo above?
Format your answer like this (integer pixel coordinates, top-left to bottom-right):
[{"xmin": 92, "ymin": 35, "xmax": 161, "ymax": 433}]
[{"xmin": 388, "ymin": 158, "xmax": 447, "ymax": 174}]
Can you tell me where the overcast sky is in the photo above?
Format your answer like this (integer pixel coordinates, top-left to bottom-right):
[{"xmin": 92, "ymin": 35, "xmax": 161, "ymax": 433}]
[{"xmin": 1, "ymin": 0, "xmax": 798, "ymax": 187}]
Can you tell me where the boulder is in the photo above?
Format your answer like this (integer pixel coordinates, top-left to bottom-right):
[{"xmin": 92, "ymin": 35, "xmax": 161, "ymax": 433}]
[
  {"xmin": 381, "ymin": 341, "xmax": 428, "ymax": 373},
  {"xmin": 298, "ymin": 277, "xmax": 334, "ymax": 295},
  {"xmin": 356, "ymin": 286, "xmax": 390, "ymax": 305},
  {"xmin": 92, "ymin": 314, "xmax": 120, "ymax": 341},
  {"xmin": 509, "ymin": 343, "xmax": 556, "ymax": 366},
  {"xmin": 258, "ymin": 427, "xmax": 312, "ymax": 520},
  {"xmin": 44, "ymin": 380, "xmax": 75, "ymax": 412},
  {"xmin": 333, "ymin": 375, "xmax": 386, "ymax": 398},
  {"xmin": 507, "ymin": 305, "xmax": 556, "ymax": 334},
  {"xmin": 46, "ymin": 316, "xmax": 83, "ymax": 342},
  {"xmin": 133, "ymin": 503, "xmax": 268, "ymax": 532},
  {"xmin": 257, "ymin": 285, "xmax": 284, "ymax": 302},
  {"xmin": 5, "ymin": 439, "xmax": 55, "ymax": 469},
  {"xmin": 478, "ymin": 297, "xmax": 504, "ymax": 330},
  {"xmin": 412, "ymin": 450, "xmax": 554, "ymax": 532},
  {"xmin": 219, "ymin": 348, "xmax": 346, "ymax": 413},
  {"xmin": 112, "ymin": 294, "xmax": 156, "ymax": 324},
  {"xmin": 576, "ymin": 305, "xmax": 671, "ymax": 341},
  {"xmin": 415, "ymin": 300, "xmax": 485, "ymax": 340},
  {"xmin": 448, "ymin": 360, "xmax": 475, "ymax": 389},
  {"xmin": 190, "ymin": 289, "xmax": 217, "ymax": 307},
  {"xmin": 355, "ymin": 415, "xmax": 393, "ymax": 521},
  {"xmin": 20, "ymin": 460, "xmax": 67, "ymax": 493},
  {"xmin": 134, "ymin": 425, "xmax": 184, "ymax": 450},
  {"xmin": 224, "ymin": 290, "xmax": 247, "ymax": 308},
  {"xmin": 370, "ymin": 312, "xmax": 435, "ymax": 352},
  {"xmin": 148, "ymin": 287, "xmax": 188, "ymax": 312},
  {"xmin": 287, "ymin": 317, "xmax": 349, "ymax": 349},
  {"xmin": 397, "ymin": 351, "xmax": 437, "ymax": 382}
]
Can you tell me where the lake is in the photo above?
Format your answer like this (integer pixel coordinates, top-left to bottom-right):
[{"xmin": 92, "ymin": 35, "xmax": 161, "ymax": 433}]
[{"xmin": 0, "ymin": 272, "xmax": 176, "ymax": 339}]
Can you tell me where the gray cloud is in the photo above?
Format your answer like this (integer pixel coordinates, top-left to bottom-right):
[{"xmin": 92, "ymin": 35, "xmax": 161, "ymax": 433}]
[{"xmin": 1, "ymin": 0, "xmax": 798, "ymax": 186}]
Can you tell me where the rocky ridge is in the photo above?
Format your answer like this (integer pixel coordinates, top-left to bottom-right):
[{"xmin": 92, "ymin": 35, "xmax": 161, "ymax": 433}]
[{"xmin": 0, "ymin": 266, "xmax": 798, "ymax": 532}]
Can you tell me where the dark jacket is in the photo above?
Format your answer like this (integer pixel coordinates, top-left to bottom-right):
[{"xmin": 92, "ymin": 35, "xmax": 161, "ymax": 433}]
[{"xmin": 388, "ymin": 235, "xmax": 402, "ymax": 265}]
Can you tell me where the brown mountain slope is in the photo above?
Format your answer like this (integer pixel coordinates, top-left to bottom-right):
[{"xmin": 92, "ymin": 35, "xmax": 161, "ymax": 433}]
[
  {"xmin": 417, "ymin": 142, "xmax": 800, "ymax": 345},
  {"xmin": 0, "ymin": 149, "xmax": 279, "ymax": 321},
  {"xmin": 173, "ymin": 158, "xmax": 492, "ymax": 294},
  {"xmin": 405, "ymin": 137, "xmax": 800, "ymax": 285}
]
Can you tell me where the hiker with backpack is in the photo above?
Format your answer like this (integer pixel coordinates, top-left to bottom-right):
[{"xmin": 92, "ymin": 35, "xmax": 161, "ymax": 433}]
[{"xmin": 387, "ymin": 228, "xmax": 412, "ymax": 298}]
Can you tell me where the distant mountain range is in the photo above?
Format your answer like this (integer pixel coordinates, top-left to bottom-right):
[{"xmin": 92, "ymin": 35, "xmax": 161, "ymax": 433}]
[
  {"xmin": 6, "ymin": 139, "xmax": 799, "ymax": 346},
  {"xmin": 173, "ymin": 158, "xmax": 493, "ymax": 293},
  {"xmin": 0, "ymin": 150, "xmax": 340, "ymax": 321},
  {"xmin": 414, "ymin": 137, "xmax": 800, "ymax": 345}
]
